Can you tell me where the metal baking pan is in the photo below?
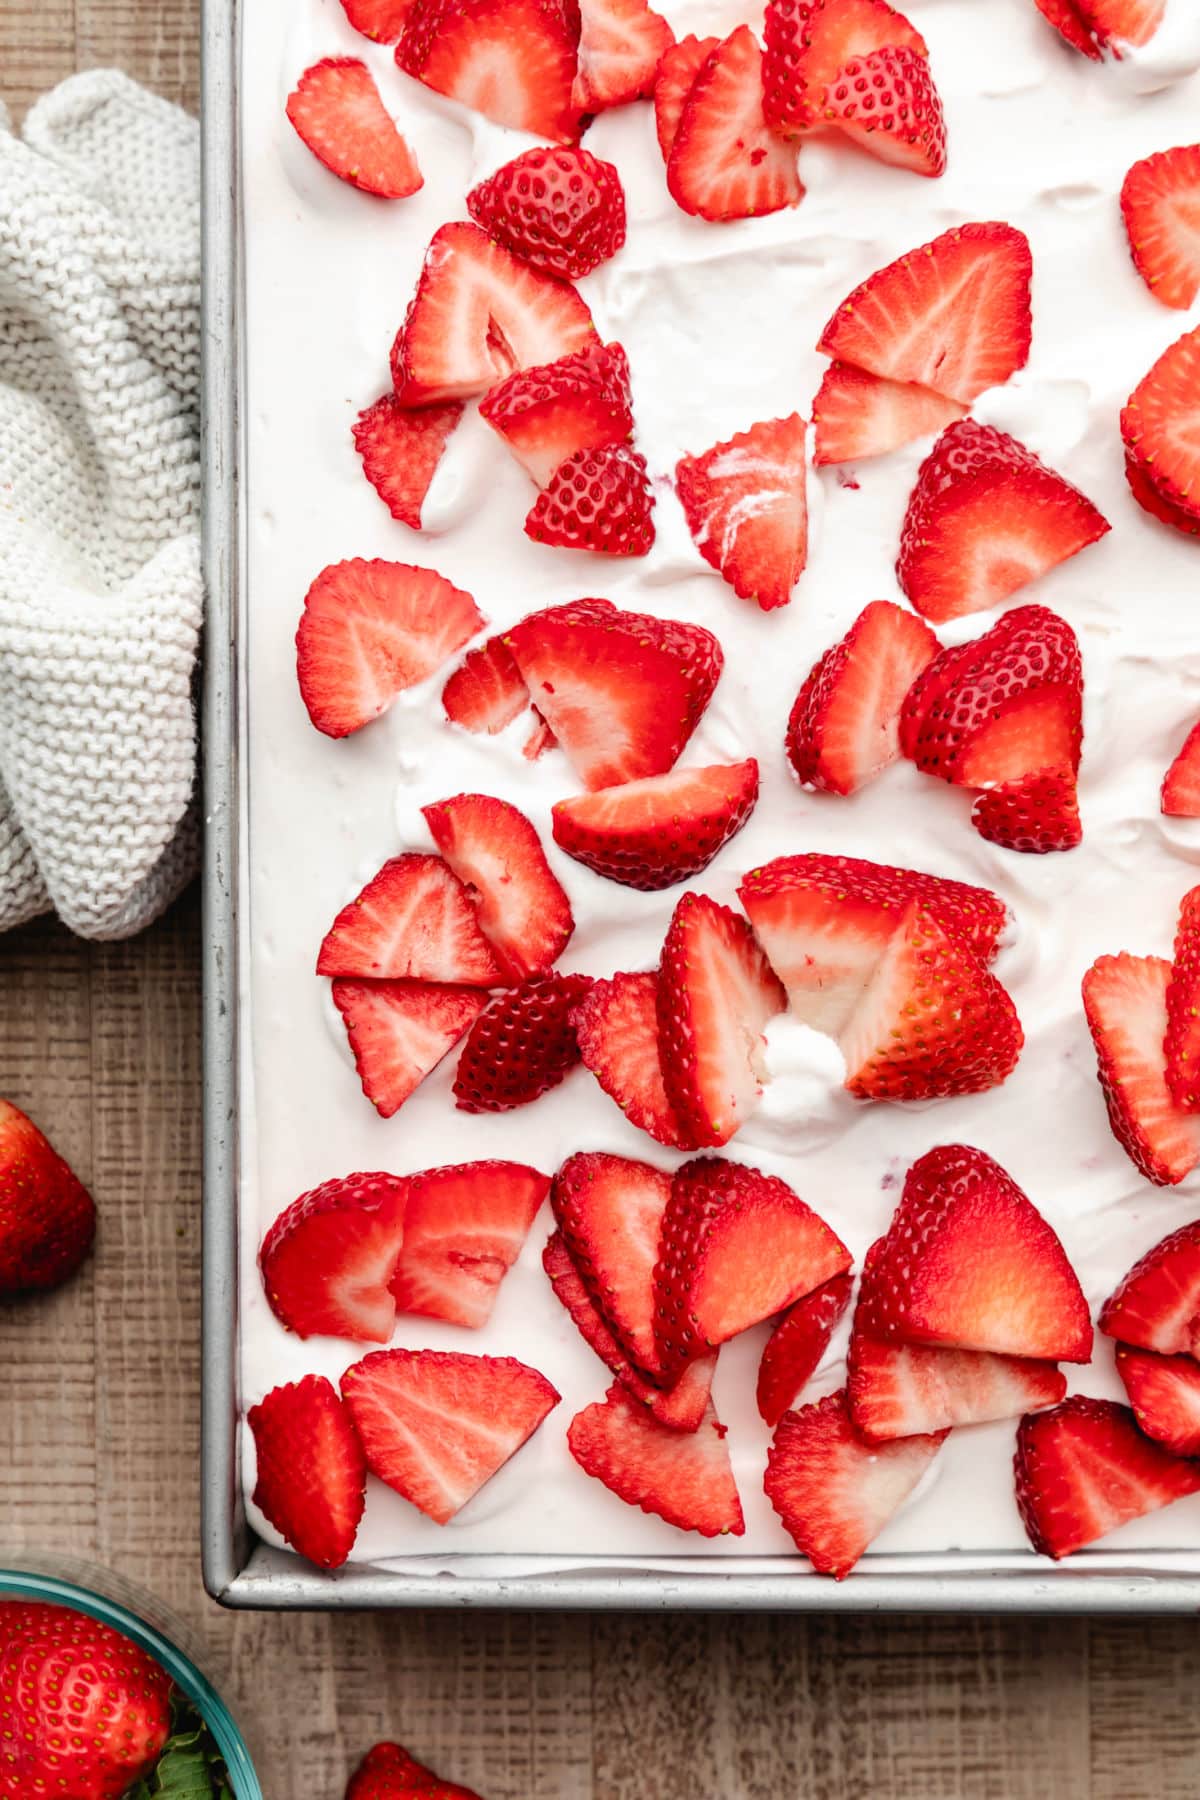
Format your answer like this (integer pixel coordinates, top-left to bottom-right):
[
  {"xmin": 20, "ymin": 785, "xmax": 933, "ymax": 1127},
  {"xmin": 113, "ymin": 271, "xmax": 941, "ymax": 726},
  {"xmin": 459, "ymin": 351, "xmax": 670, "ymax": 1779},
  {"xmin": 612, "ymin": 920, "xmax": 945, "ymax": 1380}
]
[{"xmin": 199, "ymin": 0, "xmax": 1200, "ymax": 1612}]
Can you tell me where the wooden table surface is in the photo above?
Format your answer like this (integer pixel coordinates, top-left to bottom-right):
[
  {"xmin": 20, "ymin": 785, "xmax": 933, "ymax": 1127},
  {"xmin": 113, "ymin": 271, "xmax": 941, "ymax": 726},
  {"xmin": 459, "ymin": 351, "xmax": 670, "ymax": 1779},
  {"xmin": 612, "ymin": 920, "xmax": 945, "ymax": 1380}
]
[{"xmin": 2, "ymin": 6, "xmax": 1199, "ymax": 1797}]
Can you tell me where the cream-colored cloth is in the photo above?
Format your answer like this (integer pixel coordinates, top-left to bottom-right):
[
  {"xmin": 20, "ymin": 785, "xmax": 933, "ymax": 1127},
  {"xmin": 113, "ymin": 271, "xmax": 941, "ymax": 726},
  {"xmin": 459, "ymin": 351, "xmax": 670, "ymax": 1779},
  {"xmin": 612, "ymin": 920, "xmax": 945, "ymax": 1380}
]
[{"xmin": 0, "ymin": 71, "xmax": 201, "ymax": 938}]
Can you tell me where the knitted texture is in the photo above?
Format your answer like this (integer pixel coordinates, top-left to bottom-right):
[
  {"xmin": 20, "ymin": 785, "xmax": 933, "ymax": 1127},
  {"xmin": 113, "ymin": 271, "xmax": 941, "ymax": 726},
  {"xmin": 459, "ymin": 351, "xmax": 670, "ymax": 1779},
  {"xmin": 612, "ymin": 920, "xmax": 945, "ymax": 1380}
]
[{"xmin": 0, "ymin": 71, "xmax": 201, "ymax": 939}]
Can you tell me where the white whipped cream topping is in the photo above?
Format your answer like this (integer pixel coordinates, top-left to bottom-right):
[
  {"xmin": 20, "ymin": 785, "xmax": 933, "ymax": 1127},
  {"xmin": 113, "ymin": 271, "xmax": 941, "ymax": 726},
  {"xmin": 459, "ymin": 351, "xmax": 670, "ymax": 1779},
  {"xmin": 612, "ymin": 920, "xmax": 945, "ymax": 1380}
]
[{"xmin": 240, "ymin": 0, "xmax": 1200, "ymax": 1570}]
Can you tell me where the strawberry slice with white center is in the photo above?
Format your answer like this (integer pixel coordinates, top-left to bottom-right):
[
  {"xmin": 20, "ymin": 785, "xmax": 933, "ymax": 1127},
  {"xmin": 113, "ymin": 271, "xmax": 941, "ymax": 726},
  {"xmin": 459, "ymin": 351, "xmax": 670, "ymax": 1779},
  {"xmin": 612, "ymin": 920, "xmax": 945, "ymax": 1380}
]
[
  {"xmin": 391, "ymin": 223, "xmax": 596, "ymax": 407},
  {"xmin": 504, "ymin": 598, "xmax": 723, "ymax": 790},
  {"xmin": 818, "ymin": 222, "xmax": 1033, "ymax": 405},
  {"xmin": 396, "ymin": 0, "xmax": 581, "ymax": 142},
  {"xmin": 248, "ymin": 1376, "xmax": 367, "ymax": 1571},
  {"xmin": 318, "ymin": 853, "xmax": 504, "ymax": 984},
  {"xmin": 422, "ymin": 793, "xmax": 573, "ymax": 982},
  {"xmin": 286, "ymin": 58, "xmax": 423, "ymax": 198},
  {"xmin": 1115, "ymin": 1345, "xmax": 1200, "ymax": 1457},
  {"xmin": 1030, "ymin": 0, "xmax": 1104, "ymax": 54},
  {"xmin": 524, "ymin": 443, "xmax": 655, "ymax": 556},
  {"xmin": 332, "ymin": 979, "xmax": 488, "ymax": 1117},
  {"xmin": 341, "ymin": 1348, "xmax": 559, "ymax": 1524},
  {"xmin": 296, "ymin": 560, "xmax": 484, "ymax": 740},
  {"xmin": 353, "ymin": 393, "xmax": 463, "ymax": 530},
  {"xmin": 812, "ymin": 361, "xmax": 965, "ymax": 466},
  {"xmin": 1167, "ymin": 887, "xmax": 1200, "ymax": 1111},
  {"xmin": 823, "ymin": 44, "xmax": 946, "ymax": 178},
  {"xmin": 1121, "ymin": 145, "xmax": 1200, "ymax": 312},
  {"xmin": 757, "ymin": 1272, "xmax": 853, "ymax": 1428},
  {"xmin": 763, "ymin": 0, "xmax": 928, "ymax": 136},
  {"xmin": 658, "ymin": 891, "xmax": 786, "ymax": 1148},
  {"xmin": 970, "ymin": 765, "xmax": 1083, "ymax": 855},
  {"xmin": 452, "ymin": 972, "xmax": 592, "ymax": 1112},
  {"xmin": 786, "ymin": 600, "xmax": 940, "ymax": 796},
  {"xmin": 340, "ymin": 0, "xmax": 412, "ymax": 42},
  {"xmin": 442, "ymin": 635, "xmax": 530, "ymax": 737},
  {"xmin": 653, "ymin": 1156, "xmax": 851, "ymax": 1380},
  {"xmin": 1046, "ymin": 0, "xmax": 1166, "ymax": 54},
  {"xmin": 568, "ymin": 1386, "xmax": 744, "ymax": 1535},
  {"xmin": 1121, "ymin": 326, "xmax": 1200, "ymax": 519},
  {"xmin": 551, "ymin": 760, "xmax": 759, "ymax": 891},
  {"xmin": 764, "ymin": 1389, "xmax": 947, "ymax": 1580},
  {"xmin": 675, "ymin": 414, "xmax": 808, "ymax": 610},
  {"xmin": 667, "ymin": 27, "xmax": 804, "ymax": 224},
  {"xmin": 1100, "ymin": 1220, "xmax": 1200, "ymax": 1355},
  {"xmin": 388, "ymin": 1160, "xmax": 549, "ymax": 1328},
  {"xmin": 1162, "ymin": 719, "xmax": 1200, "ymax": 814},
  {"xmin": 259, "ymin": 1171, "xmax": 409, "ymax": 1343},
  {"xmin": 848, "ymin": 1332, "xmax": 1066, "ymax": 1442},
  {"xmin": 654, "ymin": 34, "xmax": 718, "ymax": 161},
  {"xmin": 1082, "ymin": 953, "xmax": 1200, "ymax": 1186},
  {"xmin": 551, "ymin": 1149, "xmax": 674, "ymax": 1378},
  {"xmin": 479, "ymin": 342, "xmax": 633, "ymax": 488},
  {"xmin": 1015, "ymin": 1395, "xmax": 1200, "ymax": 1561},
  {"xmin": 571, "ymin": 971, "xmax": 697, "ymax": 1150},
  {"xmin": 573, "ymin": 0, "xmax": 674, "ymax": 112}
]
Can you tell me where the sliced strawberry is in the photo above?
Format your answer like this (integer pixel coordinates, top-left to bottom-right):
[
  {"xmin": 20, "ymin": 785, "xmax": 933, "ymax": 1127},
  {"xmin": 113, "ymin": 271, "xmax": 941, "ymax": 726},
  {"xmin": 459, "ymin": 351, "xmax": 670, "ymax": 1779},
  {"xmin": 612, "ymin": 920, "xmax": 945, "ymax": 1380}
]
[
  {"xmin": 1167, "ymin": 887, "xmax": 1200, "ymax": 1111},
  {"xmin": 318, "ymin": 853, "xmax": 504, "ymax": 984},
  {"xmin": 1030, "ymin": 0, "xmax": 1104, "ymax": 55},
  {"xmin": 971, "ymin": 765, "xmax": 1082, "ymax": 855},
  {"xmin": 1127, "ymin": 449, "xmax": 1200, "ymax": 537},
  {"xmin": 452, "ymin": 973, "xmax": 592, "ymax": 1111},
  {"xmin": 786, "ymin": 600, "xmax": 940, "ymax": 796},
  {"xmin": 675, "ymin": 414, "xmax": 808, "ymax": 610},
  {"xmin": 341, "ymin": 1348, "xmax": 559, "ymax": 1524},
  {"xmin": 896, "ymin": 421, "xmax": 1110, "ymax": 624},
  {"xmin": 353, "ymin": 394, "xmax": 463, "ymax": 531},
  {"xmin": 762, "ymin": 0, "xmax": 928, "ymax": 135},
  {"xmin": 573, "ymin": 0, "xmax": 674, "ymax": 112},
  {"xmin": 392, "ymin": 222, "xmax": 595, "ymax": 407},
  {"xmin": 525, "ymin": 444, "xmax": 655, "ymax": 556},
  {"xmin": 332, "ymin": 979, "xmax": 487, "ymax": 1117},
  {"xmin": 840, "ymin": 903, "xmax": 1023, "ymax": 1101},
  {"xmin": 812, "ymin": 361, "xmax": 965, "ymax": 466},
  {"xmin": 668, "ymin": 28, "xmax": 804, "ymax": 224},
  {"xmin": 738, "ymin": 852, "xmax": 1008, "ymax": 1035},
  {"xmin": 388, "ymin": 1160, "xmax": 549, "ymax": 1328},
  {"xmin": 653, "ymin": 1156, "xmax": 851, "ymax": 1379},
  {"xmin": 848, "ymin": 1332, "xmax": 1065, "ymax": 1442},
  {"xmin": 571, "ymin": 971, "xmax": 696, "ymax": 1149},
  {"xmin": 551, "ymin": 760, "xmax": 759, "ymax": 891},
  {"xmin": 259, "ymin": 1171, "xmax": 409, "ymax": 1343},
  {"xmin": 1099, "ymin": 1220, "xmax": 1200, "ymax": 1356},
  {"xmin": 567, "ymin": 1385, "xmax": 743, "ymax": 1535},
  {"xmin": 286, "ymin": 58, "xmax": 422, "ymax": 198},
  {"xmin": 479, "ymin": 342, "xmax": 633, "ymax": 489},
  {"xmin": 1121, "ymin": 145, "xmax": 1200, "ymax": 312},
  {"xmin": 1082, "ymin": 953, "xmax": 1200, "ymax": 1186},
  {"xmin": 1162, "ymin": 719, "xmax": 1200, "ymax": 814},
  {"xmin": 340, "ymin": 0, "xmax": 412, "ymax": 42},
  {"xmin": 347, "ymin": 1742, "xmax": 483, "ymax": 1800},
  {"xmin": 422, "ymin": 793, "xmax": 573, "ymax": 981},
  {"xmin": 467, "ymin": 146, "xmax": 626, "ymax": 281},
  {"xmin": 504, "ymin": 598, "xmax": 723, "ymax": 790},
  {"xmin": 551, "ymin": 1149, "xmax": 673, "ymax": 1376},
  {"xmin": 764, "ymin": 1389, "xmax": 947, "ymax": 1579},
  {"xmin": 442, "ymin": 636, "xmax": 529, "ymax": 737},
  {"xmin": 823, "ymin": 44, "xmax": 946, "ymax": 178},
  {"xmin": 1076, "ymin": 0, "xmax": 1166, "ymax": 51},
  {"xmin": 757, "ymin": 1272, "xmax": 853, "ymax": 1428},
  {"xmin": 248, "ymin": 1375, "xmax": 367, "ymax": 1570},
  {"xmin": 658, "ymin": 891, "xmax": 786, "ymax": 1147},
  {"xmin": 817, "ymin": 222, "xmax": 1033, "ymax": 404},
  {"xmin": 1115, "ymin": 1344, "xmax": 1200, "ymax": 1457},
  {"xmin": 396, "ymin": 0, "xmax": 580, "ymax": 141},
  {"xmin": 1120, "ymin": 326, "xmax": 1200, "ymax": 517},
  {"xmin": 1015, "ymin": 1395, "xmax": 1200, "ymax": 1561},
  {"xmin": 523, "ymin": 710, "xmax": 558, "ymax": 758},
  {"xmin": 654, "ymin": 34, "xmax": 718, "ymax": 161}
]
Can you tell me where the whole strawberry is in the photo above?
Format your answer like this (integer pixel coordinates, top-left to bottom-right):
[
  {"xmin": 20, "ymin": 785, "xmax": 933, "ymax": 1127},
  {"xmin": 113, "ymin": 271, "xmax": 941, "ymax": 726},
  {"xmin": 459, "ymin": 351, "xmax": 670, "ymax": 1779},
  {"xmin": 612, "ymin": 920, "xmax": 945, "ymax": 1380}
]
[
  {"xmin": 0, "ymin": 1099, "xmax": 96, "ymax": 1296},
  {"xmin": 0, "ymin": 1601, "xmax": 173, "ymax": 1799},
  {"xmin": 347, "ymin": 1740, "xmax": 484, "ymax": 1798},
  {"xmin": 467, "ymin": 146, "xmax": 626, "ymax": 281}
]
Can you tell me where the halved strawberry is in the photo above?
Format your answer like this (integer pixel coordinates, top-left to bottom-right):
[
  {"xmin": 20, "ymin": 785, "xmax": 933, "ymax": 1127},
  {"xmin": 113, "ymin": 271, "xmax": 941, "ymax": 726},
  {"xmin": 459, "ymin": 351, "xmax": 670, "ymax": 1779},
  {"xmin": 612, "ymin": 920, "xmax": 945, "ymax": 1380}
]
[
  {"xmin": 668, "ymin": 28, "xmax": 804, "ymax": 224},
  {"xmin": 1128, "ymin": 450, "xmax": 1200, "ymax": 537},
  {"xmin": 347, "ymin": 1743, "xmax": 482, "ymax": 1800},
  {"xmin": 658, "ymin": 891, "xmax": 786, "ymax": 1147},
  {"xmin": 786, "ymin": 600, "xmax": 940, "ymax": 796},
  {"xmin": 1115, "ymin": 1344, "xmax": 1200, "ymax": 1456},
  {"xmin": 452, "ymin": 973, "xmax": 592, "ymax": 1111},
  {"xmin": 341, "ymin": 1348, "xmax": 559, "ymax": 1523},
  {"xmin": 848, "ymin": 1332, "xmax": 1066, "ymax": 1442},
  {"xmin": 396, "ymin": 0, "xmax": 580, "ymax": 142},
  {"xmin": 1100, "ymin": 1220, "xmax": 1200, "ymax": 1355},
  {"xmin": 817, "ymin": 222, "xmax": 1033, "ymax": 404},
  {"xmin": 1121, "ymin": 326, "xmax": 1200, "ymax": 518},
  {"xmin": 286, "ymin": 58, "xmax": 423, "ymax": 197},
  {"xmin": 972, "ymin": 765, "xmax": 1082, "ymax": 855},
  {"xmin": 1015, "ymin": 1394, "xmax": 1200, "ymax": 1561},
  {"xmin": 353, "ymin": 394, "xmax": 463, "ymax": 531},
  {"xmin": 573, "ymin": 0, "xmax": 674, "ymax": 112},
  {"xmin": 1167, "ymin": 887, "xmax": 1200, "ymax": 1111},
  {"xmin": 653, "ymin": 1156, "xmax": 851, "ymax": 1379},
  {"xmin": 340, "ymin": 0, "xmax": 412, "ymax": 42},
  {"xmin": 551, "ymin": 760, "xmax": 759, "ymax": 890},
  {"xmin": 248, "ymin": 1375, "xmax": 367, "ymax": 1570},
  {"xmin": 1030, "ymin": 0, "xmax": 1104, "ymax": 55},
  {"xmin": 442, "ymin": 636, "xmax": 529, "ymax": 737},
  {"xmin": 840, "ymin": 903, "xmax": 1023, "ymax": 1100},
  {"xmin": 812, "ymin": 361, "xmax": 965, "ymax": 465},
  {"xmin": 388, "ymin": 1160, "xmax": 549, "ymax": 1327},
  {"xmin": 1162, "ymin": 720, "xmax": 1200, "ymax": 814},
  {"xmin": 654, "ymin": 34, "xmax": 718, "ymax": 161},
  {"xmin": 467, "ymin": 147, "xmax": 626, "ymax": 282},
  {"xmin": 422, "ymin": 793, "xmax": 573, "ymax": 982},
  {"xmin": 391, "ymin": 223, "xmax": 595, "ymax": 407},
  {"xmin": 318, "ymin": 853, "xmax": 504, "ymax": 984},
  {"xmin": 259, "ymin": 1171, "xmax": 409, "ymax": 1342},
  {"xmin": 823, "ymin": 44, "xmax": 946, "ymax": 178},
  {"xmin": 1121, "ymin": 146, "xmax": 1200, "ymax": 312},
  {"xmin": 568, "ymin": 1385, "xmax": 743, "ymax": 1535},
  {"xmin": 504, "ymin": 598, "xmax": 723, "ymax": 790},
  {"xmin": 764, "ymin": 1389, "xmax": 947, "ymax": 1579},
  {"xmin": 525, "ymin": 444, "xmax": 655, "ymax": 556},
  {"xmin": 551, "ymin": 1149, "xmax": 673, "ymax": 1377},
  {"xmin": 757, "ymin": 1272, "xmax": 853, "ymax": 1428},
  {"xmin": 571, "ymin": 971, "xmax": 696, "ymax": 1149},
  {"xmin": 332, "ymin": 979, "xmax": 488, "ymax": 1117},
  {"xmin": 896, "ymin": 421, "xmax": 1110, "ymax": 624},
  {"xmin": 1082, "ymin": 953, "xmax": 1200, "ymax": 1186},
  {"xmin": 675, "ymin": 414, "xmax": 808, "ymax": 609},
  {"xmin": 763, "ymin": 0, "xmax": 928, "ymax": 136},
  {"xmin": 479, "ymin": 343, "xmax": 633, "ymax": 489}
]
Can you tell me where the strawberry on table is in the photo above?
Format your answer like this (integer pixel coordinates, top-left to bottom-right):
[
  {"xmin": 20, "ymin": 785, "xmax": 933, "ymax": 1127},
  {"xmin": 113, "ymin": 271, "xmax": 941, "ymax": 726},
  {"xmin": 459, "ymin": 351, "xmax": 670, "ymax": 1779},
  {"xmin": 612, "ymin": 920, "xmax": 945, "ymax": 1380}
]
[
  {"xmin": 396, "ymin": 0, "xmax": 581, "ymax": 141},
  {"xmin": 296, "ymin": 560, "xmax": 484, "ymax": 739},
  {"xmin": 571, "ymin": 971, "xmax": 697, "ymax": 1149},
  {"xmin": 823, "ymin": 44, "xmax": 946, "ymax": 177},
  {"xmin": 1121, "ymin": 146, "xmax": 1200, "ymax": 311},
  {"xmin": 552, "ymin": 760, "xmax": 759, "ymax": 891},
  {"xmin": 1121, "ymin": 326, "xmax": 1200, "ymax": 521},
  {"xmin": 422, "ymin": 793, "xmax": 574, "ymax": 981},
  {"xmin": 1082, "ymin": 953, "xmax": 1200, "ymax": 1186},
  {"xmin": 0, "ymin": 1098, "xmax": 95, "ymax": 1297},
  {"xmin": 757, "ymin": 1272, "xmax": 854, "ymax": 1427},
  {"xmin": 1164, "ymin": 885, "xmax": 1200, "ymax": 1110},
  {"xmin": 1115, "ymin": 1345, "xmax": 1200, "ymax": 1457},
  {"xmin": 318, "ymin": 854, "xmax": 504, "ymax": 985},
  {"xmin": 667, "ymin": 27, "xmax": 804, "ymax": 224},
  {"xmin": 467, "ymin": 147, "xmax": 626, "ymax": 282},
  {"xmin": 1162, "ymin": 720, "xmax": 1200, "ymax": 814},
  {"xmin": 479, "ymin": 342, "xmax": 633, "ymax": 489},
  {"xmin": 551, "ymin": 1149, "xmax": 674, "ymax": 1377},
  {"xmin": 567, "ymin": 1385, "xmax": 744, "ymax": 1535},
  {"xmin": 763, "ymin": 0, "xmax": 928, "ymax": 136},
  {"xmin": 347, "ymin": 1741, "xmax": 484, "ymax": 1799},
  {"xmin": 971, "ymin": 766, "xmax": 1082, "ymax": 855},
  {"xmin": 442, "ymin": 636, "xmax": 530, "ymax": 737},
  {"xmin": 1099, "ymin": 1219, "xmax": 1200, "ymax": 1355},
  {"xmin": 812, "ymin": 361, "xmax": 965, "ymax": 466},
  {"xmin": 453, "ymin": 973, "xmax": 593, "ymax": 1111},
  {"xmin": 675, "ymin": 414, "xmax": 808, "ymax": 609},
  {"xmin": 339, "ymin": 0, "xmax": 412, "ymax": 42},
  {"xmin": 389, "ymin": 1160, "xmax": 550, "ymax": 1327},
  {"xmin": 353, "ymin": 395, "xmax": 464, "ymax": 531},
  {"xmin": 286, "ymin": 58, "xmax": 423, "ymax": 198},
  {"xmin": 653, "ymin": 34, "xmax": 718, "ymax": 161},
  {"xmin": 524, "ymin": 443, "xmax": 655, "ymax": 555},
  {"xmin": 333, "ymin": 978, "xmax": 488, "ymax": 1117},
  {"xmin": 259, "ymin": 1171, "xmax": 409, "ymax": 1342},
  {"xmin": 248, "ymin": 1375, "xmax": 367, "ymax": 1570},
  {"xmin": 573, "ymin": 0, "xmax": 674, "ymax": 113}
]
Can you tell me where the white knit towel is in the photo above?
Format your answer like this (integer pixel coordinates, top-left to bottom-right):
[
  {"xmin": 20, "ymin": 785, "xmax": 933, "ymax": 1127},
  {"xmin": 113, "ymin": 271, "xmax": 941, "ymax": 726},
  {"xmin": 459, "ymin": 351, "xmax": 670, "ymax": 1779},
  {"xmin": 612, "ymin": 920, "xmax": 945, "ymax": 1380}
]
[{"xmin": 0, "ymin": 70, "xmax": 201, "ymax": 939}]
